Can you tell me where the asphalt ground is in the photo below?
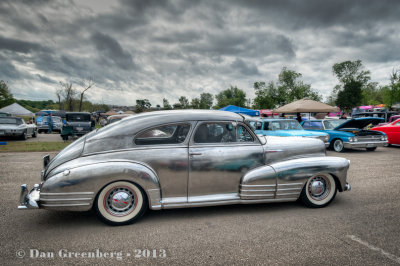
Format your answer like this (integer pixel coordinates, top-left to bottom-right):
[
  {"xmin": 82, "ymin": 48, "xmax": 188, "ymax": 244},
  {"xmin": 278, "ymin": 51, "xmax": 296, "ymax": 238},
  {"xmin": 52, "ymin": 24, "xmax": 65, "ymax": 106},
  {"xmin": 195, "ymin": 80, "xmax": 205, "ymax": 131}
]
[{"xmin": 1, "ymin": 145, "xmax": 400, "ymax": 265}]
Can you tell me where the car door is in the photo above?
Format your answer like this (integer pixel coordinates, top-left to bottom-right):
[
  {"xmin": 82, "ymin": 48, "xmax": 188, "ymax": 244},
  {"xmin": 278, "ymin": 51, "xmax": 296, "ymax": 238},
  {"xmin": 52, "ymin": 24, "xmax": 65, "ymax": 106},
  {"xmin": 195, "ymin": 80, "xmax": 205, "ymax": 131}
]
[{"xmin": 188, "ymin": 121, "xmax": 264, "ymax": 202}]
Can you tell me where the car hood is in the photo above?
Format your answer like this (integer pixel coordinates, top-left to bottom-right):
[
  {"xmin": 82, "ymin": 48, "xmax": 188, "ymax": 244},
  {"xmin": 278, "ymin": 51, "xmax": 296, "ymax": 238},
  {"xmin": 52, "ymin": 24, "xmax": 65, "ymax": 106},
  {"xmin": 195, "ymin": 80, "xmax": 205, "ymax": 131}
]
[{"xmin": 334, "ymin": 117, "xmax": 384, "ymax": 130}]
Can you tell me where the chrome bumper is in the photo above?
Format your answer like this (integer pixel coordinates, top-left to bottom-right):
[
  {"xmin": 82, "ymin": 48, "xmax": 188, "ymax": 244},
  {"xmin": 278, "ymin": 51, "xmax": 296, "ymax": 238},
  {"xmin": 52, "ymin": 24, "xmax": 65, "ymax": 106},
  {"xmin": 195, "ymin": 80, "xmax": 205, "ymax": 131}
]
[
  {"xmin": 343, "ymin": 141, "xmax": 388, "ymax": 149},
  {"xmin": 345, "ymin": 183, "xmax": 351, "ymax": 191},
  {"xmin": 18, "ymin": 184, "xmax": 41, "ymax": 210}
]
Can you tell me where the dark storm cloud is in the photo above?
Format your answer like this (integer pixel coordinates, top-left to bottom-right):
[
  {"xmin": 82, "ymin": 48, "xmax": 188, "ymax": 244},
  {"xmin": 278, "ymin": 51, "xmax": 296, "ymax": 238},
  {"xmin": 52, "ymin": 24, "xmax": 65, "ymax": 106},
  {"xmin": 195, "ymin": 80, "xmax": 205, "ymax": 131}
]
[
  {"xmin": 91, "ymin": 32, "xmax": 135, "ymax": 70},
  {"xmin": 0, "ymin": 0, "xmax": 399, "ymax": 105},
  {"xmin": 0, "ymin": 36, "xmax": 47, "ymax": 53},
  {"xmin": 231, "ymin": 58, "xmax": 260, "ymax": 76}
]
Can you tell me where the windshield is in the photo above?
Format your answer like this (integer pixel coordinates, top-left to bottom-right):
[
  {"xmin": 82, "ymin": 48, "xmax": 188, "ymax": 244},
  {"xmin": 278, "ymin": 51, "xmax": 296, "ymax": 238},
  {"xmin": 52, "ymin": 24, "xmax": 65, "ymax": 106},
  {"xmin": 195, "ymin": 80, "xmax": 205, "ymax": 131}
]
[
  {"xmin": 0, "ymin": 118, "xmax": 22, "ymax": 125},
  {"xmin": 323, "ymin": 120, "xmax": 346, "ymax": 130},
  {"xmin": 66, "ymin": 114, "xmax": 90, "ymax": 122},
  {"xmin": 269, "ymin": 120, "xmax": 302, "ymax": 130}
]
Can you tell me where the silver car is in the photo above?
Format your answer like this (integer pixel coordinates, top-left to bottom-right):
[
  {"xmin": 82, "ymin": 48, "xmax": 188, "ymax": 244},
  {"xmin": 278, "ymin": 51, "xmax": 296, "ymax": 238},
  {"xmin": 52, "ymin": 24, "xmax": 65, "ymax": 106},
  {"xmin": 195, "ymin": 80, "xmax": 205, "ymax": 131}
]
[
  {"xmin": 0, "ymin": 117, "xmax": 37, "ymax": 139},
  {"xmin": 18, "ymin": 110, "xmax": 351, "ymax": 225}
]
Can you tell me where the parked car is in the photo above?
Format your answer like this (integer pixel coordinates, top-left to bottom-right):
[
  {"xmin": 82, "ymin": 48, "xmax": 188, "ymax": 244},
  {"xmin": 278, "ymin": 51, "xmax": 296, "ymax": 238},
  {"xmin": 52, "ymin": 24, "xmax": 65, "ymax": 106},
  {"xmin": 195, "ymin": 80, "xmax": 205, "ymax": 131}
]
[
  {"xmin": 371, "ymin": 118, "xmax": 400, "ymax": 146},
  {"xmin": 0, "ymin": 116, "xmax": 37, "ymax": 139},
  {"xmin": 377, "ymin": 115, "xmax": 400, "ymax": 126},
  {"xmin": 302, "ymin": 117, "xmax": 388, "ymax": 152},
  {"xmin": 248, "ymin": 118, "xmax": 329, "ymax": 147},
  {"xmin": 64, "ymin": 112, "xmax": 92, "ymax": 136},
  {"xmin": 18, "ymin": 110, "xmax": 351, "ymax": 225},
  {"xmin": 36, "ymin": 115, "xmax": 63, "ymax": 133},
  {"xmin": 352, "ymin": 111, "xmax": 398, "ymax": 123}
]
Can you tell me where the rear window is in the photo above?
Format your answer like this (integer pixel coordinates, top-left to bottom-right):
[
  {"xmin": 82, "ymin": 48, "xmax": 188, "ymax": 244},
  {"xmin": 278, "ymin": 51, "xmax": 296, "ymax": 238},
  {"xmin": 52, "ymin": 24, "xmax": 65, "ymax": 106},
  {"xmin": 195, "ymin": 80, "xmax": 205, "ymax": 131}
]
[
  {"xmin": 66, "ymin": 114, "xmax": 90, "ymax": 122},
  {"xmin": 0, "ymin": 118, "xmax": 22, "ymax": 124}
]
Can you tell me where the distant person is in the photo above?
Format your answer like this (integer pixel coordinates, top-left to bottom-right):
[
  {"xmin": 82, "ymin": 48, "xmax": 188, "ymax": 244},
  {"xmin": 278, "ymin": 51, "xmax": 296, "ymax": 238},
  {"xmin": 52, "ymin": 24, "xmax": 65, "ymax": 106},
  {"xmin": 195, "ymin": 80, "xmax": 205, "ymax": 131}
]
[
  {"xmin": 91, "ymin": 116, "xmax": 96, "ymax": 130},
  {"xmin": 296, "ymin": 113, "xmax": 303, "ymax": 123},
  {"xmin": 340, "ymin": 113, "xmax": 347, "ymax": 120},
  {"xmin": 47, "ymin": 113, "xmax": 53, "ymax": 134}
]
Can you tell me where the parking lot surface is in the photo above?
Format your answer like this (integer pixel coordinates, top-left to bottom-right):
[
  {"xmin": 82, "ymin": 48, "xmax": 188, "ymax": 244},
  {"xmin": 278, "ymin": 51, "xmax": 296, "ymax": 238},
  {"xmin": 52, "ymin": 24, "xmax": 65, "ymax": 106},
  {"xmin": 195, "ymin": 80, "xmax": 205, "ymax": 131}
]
[{"xmin": 1, "ymin": 146, "xmax": 400, "ymax": 265}]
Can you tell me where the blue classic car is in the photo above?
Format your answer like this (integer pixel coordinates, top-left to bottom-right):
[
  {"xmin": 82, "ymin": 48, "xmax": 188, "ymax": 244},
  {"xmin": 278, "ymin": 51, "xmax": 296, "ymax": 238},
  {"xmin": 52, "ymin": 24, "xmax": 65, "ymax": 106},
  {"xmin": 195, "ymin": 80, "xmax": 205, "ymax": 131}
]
[
  {"xmin": 248, "ymin": 118, "xmax": 329, "ymax": 146},
  {"xmin": 301, "ymin": 117, "xmax": 388, "ymax": 152}
]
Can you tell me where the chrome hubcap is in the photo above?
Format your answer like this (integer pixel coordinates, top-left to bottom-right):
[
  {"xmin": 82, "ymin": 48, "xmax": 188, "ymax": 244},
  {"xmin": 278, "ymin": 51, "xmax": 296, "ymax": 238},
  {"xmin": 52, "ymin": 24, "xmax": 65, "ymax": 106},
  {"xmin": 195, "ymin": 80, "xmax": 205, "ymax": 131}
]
[
  {"xmin": 334, "ymin": 140, "xmax": 343, "ymax": 151},
  {"xmin": 308, "ymin": 176, "xmax": 330, "ymax": 200},
  {"xmin": 105, "ymin": 187, "xmax": 136, "ymax": 216}
]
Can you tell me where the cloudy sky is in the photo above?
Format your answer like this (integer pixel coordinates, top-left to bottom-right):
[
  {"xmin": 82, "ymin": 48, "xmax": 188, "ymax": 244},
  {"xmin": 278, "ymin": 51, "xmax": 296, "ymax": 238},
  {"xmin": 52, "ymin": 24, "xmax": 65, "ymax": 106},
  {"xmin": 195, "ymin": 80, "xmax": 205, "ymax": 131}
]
[{"xmin": 1, "ymin": 0, "xmax": 400, "ymax": 107}]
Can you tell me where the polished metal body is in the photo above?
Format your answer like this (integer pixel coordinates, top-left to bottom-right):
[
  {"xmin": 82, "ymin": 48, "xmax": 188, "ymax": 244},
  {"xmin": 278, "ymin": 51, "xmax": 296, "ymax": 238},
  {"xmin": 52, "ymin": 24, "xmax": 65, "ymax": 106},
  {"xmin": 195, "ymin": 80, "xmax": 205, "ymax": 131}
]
[{"xmin": 18, "ymin": 110, "xmax": 350, "ymax": 212}]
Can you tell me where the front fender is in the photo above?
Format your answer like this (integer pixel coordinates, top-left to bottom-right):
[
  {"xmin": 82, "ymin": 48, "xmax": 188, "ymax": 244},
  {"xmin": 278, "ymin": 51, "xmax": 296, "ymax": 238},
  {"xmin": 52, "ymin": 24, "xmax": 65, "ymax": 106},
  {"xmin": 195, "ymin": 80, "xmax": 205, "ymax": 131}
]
[{"xmin": 41, "ymin": 160, "xmax": 162, "ymax": 211}]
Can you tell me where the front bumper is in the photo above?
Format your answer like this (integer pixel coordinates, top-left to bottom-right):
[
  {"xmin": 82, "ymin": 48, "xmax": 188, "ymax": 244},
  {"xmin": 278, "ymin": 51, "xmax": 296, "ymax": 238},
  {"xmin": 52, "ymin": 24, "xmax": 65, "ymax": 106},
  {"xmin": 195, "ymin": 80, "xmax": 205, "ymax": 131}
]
[
  {"xmin": 18, "ymin": 184, "xmax": 40, "ymax": 210},
  {"xmin": 343, "ymin": 140, "xmax": 388, "ymax": 149}
]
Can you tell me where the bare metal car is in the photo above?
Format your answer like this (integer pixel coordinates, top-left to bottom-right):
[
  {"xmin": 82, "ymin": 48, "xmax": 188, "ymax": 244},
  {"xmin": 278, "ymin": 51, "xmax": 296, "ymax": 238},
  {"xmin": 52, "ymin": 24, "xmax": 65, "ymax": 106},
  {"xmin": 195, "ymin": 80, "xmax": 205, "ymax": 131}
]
[
  {"xmin": 0, "ymin": 117, "xmax": 37, "ymax": 139},
  {"xmin": 18, "ymin": 110, "xmax": 351, "ymax": 225}
]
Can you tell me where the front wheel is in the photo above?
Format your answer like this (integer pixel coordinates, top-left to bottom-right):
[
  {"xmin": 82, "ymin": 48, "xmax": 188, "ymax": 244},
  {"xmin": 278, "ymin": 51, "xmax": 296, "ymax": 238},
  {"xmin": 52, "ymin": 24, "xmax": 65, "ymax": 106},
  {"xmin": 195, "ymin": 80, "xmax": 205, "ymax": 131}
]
[
  {"xmin": 95, "ymin": 181, "xmax": 147, "ymax": 226},
  {"xmin": 300, "ymin": 173, "xmax": 337, "ymax": 208},
  {"xmin": 333, "ymin": 139, "xmax": 344, "ymax": 152},
  {"xmin": 32, "ymin": 130, "xmax": 37, "ymax": 138},
  {"xmin": 20, "ymin": 131, "xmax": 27, "ymax": 140}
]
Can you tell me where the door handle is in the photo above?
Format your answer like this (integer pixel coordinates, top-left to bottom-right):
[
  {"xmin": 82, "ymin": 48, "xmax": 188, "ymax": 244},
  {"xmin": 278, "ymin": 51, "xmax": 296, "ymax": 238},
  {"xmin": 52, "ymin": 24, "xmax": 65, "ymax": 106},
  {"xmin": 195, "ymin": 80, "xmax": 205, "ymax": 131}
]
[{"xmin": 189, "ymin": 152, "xmax": 202, "ymax": 156}]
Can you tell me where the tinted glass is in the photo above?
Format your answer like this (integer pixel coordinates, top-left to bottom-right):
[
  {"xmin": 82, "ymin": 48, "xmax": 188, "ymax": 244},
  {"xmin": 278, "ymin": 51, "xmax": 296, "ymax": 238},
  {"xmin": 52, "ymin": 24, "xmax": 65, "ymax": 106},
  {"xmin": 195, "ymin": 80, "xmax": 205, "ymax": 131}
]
[
  {"xmin": 324, "ymin": 120, "xmax": 346, "ymax": 129},
  {"xmin": 66, "ymin": 114, "xmax": 90, "ymax": 122},
  {"xmin": 0, "ymin": 118, "xmax": 22, "ymax": 124},
  {"xmin": 135, "ymin": 124, "xmax": 190, "ymax": 145},
  {"xmin": 194, "ymin": 123, "xmax": 253, "ymax": 143}
]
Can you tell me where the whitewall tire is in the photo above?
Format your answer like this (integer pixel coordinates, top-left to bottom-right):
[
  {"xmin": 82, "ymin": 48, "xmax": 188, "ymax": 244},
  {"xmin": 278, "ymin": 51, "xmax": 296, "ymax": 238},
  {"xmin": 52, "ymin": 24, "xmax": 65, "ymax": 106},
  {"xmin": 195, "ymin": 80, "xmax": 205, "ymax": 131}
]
[
  {"xmin": 300, "ymin": 173, "xmax": 337, "ymax": 208},
  {"xmin": 95, "ymin": 181, "xmax": 147, "ymax": 226}
]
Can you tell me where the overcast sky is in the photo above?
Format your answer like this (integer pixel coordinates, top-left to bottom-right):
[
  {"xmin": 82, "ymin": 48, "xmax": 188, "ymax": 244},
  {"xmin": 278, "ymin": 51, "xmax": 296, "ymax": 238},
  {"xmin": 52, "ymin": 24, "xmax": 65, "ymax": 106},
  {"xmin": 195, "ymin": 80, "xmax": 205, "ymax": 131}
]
[{"xmin": 1, "ymin": 0, "xmax": 400, "ymax": 107}]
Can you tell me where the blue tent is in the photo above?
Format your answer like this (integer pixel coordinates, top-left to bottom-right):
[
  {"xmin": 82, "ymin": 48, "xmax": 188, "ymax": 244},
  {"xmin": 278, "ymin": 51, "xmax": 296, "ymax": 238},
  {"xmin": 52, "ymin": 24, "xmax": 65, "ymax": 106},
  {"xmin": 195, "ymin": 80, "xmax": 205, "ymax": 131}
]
[{"xmin": 219, "ymin": 105, "xmax": 260, "ymax": 116}]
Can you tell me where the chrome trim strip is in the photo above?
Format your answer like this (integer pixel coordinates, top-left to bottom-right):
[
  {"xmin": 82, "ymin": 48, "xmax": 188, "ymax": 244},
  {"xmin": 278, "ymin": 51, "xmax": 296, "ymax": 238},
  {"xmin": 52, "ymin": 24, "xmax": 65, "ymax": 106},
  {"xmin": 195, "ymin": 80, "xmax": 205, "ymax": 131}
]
[
  {"xmin": 276, "ymin": 188, "xmax": 302, "ymax": 191},
  {"xmin": 240, "ymin": 194, "xmax": 275, "ymax": 197},
  {"xmin": 40, "ymin": 198, "xmax": 92, "ymax": 202},
  {"xmin": 188, "ymin": 193, "xmax": 239, "ymax": 203},
  {"xmin": 40, "ymin": 192, "xmax": 94, "ymax": 196},
  {"xmin": 240, "ymin": 184, "xmax": 276, "ymax": 187},
  {"xmin": 277, "ymin": 183, "xmax": 303, "ymax": 186},
  {"xmin": 276, "ymin": 192, "xmax": 300, "ymax": 196},
  {"xmin": 240, "ymin": 189, "xmax": 276, "ymax": 192},
  {"xmin": 41, "ymin": 203, "xmax": 90, "ymax": 207}
]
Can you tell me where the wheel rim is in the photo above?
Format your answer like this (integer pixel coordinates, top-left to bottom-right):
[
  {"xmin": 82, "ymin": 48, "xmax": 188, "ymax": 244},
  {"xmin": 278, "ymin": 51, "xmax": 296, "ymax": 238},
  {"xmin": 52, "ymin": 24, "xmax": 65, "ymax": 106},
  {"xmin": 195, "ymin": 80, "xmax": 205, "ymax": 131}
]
[
  {"xmin": 307, "ymin": 176, "xmax": 331, "ymax": 201},
  {"xmin": 334, "ymin": 140, "xmax": 343, "ymax": 152},
  {"xmin": 103, "ymin": 186, "xmax": 137, "ymax": 217}
]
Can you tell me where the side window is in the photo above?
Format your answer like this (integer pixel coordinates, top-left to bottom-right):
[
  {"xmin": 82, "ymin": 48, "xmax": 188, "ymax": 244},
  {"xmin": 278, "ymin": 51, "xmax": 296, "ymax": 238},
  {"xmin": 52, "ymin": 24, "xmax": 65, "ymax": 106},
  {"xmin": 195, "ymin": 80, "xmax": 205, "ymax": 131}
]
[
  {"xmin": 302, "ymin": 122, "xmax": 311, "ymax": 129},
  {"xmin": 135, "ymin": 124, "xmax": 190, "ymax": 145},
  {"xmin": 270, "ymin": 122, "xmax": 280, "ymax": 130},
  {"xmin": 194, "ymin": 122, "xmax": 254, "ymax": 143}
]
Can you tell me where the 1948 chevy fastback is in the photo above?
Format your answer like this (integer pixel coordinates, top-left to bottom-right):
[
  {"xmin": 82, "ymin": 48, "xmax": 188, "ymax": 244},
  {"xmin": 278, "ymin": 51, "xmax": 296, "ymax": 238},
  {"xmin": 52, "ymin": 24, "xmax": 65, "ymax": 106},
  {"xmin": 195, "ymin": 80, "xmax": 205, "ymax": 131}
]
[{"xmin": 19, "ymin": 110, "xmax": 351, "ymax": 225}]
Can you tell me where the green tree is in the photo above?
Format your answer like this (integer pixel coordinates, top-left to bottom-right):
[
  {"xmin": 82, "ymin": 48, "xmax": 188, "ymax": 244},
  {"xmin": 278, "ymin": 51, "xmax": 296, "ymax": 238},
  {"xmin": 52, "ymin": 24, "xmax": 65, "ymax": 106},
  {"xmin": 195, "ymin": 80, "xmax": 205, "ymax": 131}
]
[
  {"xmin": 214, "ymin": 86, "xmax": 247, "ymax": 109},
  {"xmin": 336, "ymin": 81, "xmax": 363, "ymax": 111},
  {"xmin": 384, "ymin": 69, "xmax": 400, "ymax": 109},
  {"xmin": 199, "ymin": 93, "xmax": 213, "ymax": 109},
  {"xmin": 163, "ymin": 98, "xmax": 172, "ymax": 110},
  {"xmin": 178, "ymin": 96, "xmax": 190, "ymax": 109},
  {"xmin": 332, "ymin": 60, "xmax": 371, "ymax": 111},
  {"xmin": 0, "ymin": 80, "xmax": 15, "ymax": 108},
  {"xmin": 253, "ymin": 67, "xmax": 321, "ymax": 109},
  {"xmin": 135, "ymin": 99, "xmax": 151, "ymax": 113},
  {"xmin": 190, "ymin": 98, "xmax": 200, "ymax": 109}
]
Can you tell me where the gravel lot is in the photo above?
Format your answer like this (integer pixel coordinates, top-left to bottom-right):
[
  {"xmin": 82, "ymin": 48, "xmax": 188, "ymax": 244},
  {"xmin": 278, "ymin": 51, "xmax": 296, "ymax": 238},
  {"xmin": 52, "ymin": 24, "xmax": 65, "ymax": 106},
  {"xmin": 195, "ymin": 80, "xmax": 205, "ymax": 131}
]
[{"xmin": 1, "ymin": 146, "xmax": 400, "ymax": 265}]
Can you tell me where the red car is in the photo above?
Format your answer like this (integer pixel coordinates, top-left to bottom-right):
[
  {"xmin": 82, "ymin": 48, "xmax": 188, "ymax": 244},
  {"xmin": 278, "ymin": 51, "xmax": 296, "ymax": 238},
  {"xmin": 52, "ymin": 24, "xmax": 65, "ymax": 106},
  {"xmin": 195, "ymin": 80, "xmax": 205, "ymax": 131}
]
[{"xmin": 371, "ymin": 118, "xmax": 400, "ymax": 145}]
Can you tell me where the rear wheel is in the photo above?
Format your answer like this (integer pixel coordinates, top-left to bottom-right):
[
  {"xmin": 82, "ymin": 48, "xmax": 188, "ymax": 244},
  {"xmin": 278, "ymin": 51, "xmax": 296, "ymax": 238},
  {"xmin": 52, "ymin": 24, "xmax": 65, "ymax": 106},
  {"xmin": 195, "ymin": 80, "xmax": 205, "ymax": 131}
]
[
  {"xmin": 95, "ymin": 181, "xmax": 147, "ymax": 226},
  {"xmin": 366, "ymin": 147, "xmax": 377, "ymax": 151},
  {"xmin": 300, "ymin": 173, "xmax": 337, "ymax": 208}
]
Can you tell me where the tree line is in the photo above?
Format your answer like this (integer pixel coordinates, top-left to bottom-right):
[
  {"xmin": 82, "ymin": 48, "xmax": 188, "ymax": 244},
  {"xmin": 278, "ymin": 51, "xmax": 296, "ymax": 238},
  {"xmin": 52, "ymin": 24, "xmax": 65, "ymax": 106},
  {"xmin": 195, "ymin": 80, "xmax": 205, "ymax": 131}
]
[{"xmin": 1, "ymin": 60, "xmax": 399, "ymax": 113}]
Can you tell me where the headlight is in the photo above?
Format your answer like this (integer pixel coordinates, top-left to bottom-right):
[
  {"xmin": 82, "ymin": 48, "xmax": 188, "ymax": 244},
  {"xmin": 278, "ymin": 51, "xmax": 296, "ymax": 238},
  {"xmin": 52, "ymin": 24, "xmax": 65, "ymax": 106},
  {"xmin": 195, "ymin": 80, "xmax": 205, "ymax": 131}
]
[
  {"xmin": 381, "ymin": 136, "xmax": 387, "ymax": 141},
  {"xmin": 348, "ymin": 137, "xmax": 353, "ymax": 142},
  {"xmin": 324, "ymin": 135, "xmax": 329, "ymax": 142},
  {"xmin": 353, "ymin": 137, "xmax": 358, "ymax": 142}
]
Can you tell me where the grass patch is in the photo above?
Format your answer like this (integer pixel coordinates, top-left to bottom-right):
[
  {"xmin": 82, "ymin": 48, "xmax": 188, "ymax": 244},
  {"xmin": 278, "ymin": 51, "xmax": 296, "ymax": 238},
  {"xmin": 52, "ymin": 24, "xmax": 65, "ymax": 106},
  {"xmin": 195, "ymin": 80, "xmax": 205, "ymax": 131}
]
[{"xmin": 0, "ymin": 141, "xmax": 70, "ymax": 152}]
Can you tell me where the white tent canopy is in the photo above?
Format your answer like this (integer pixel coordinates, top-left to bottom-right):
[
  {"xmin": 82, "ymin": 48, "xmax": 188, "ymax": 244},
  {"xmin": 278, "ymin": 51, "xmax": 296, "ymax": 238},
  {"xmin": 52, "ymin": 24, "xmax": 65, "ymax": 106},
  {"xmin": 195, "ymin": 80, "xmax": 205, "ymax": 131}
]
[
  {"xmin": 0, "ymin": 103, "xmax": 34, "ymax": 116},
  {"xmin": 273, "ymin": 98, "xmax": 338, "ymax": 113}
]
